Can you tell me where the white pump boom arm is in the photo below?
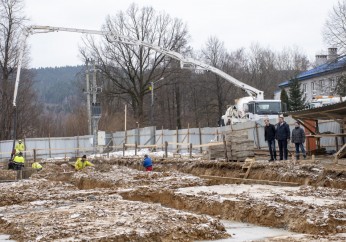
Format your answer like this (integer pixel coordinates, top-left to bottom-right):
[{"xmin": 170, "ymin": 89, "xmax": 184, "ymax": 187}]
[{"xmin": 13, "ymin": 25, "xmax": 264, "ymax": 106}]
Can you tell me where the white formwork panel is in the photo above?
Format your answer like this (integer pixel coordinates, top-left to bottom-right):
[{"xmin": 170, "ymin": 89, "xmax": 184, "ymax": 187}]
[{"xmin": 0, "ymin": 140, "xmax": 13, "ymax": 161}]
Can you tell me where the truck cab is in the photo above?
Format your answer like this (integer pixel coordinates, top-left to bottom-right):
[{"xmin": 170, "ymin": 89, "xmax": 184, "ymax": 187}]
[
  {"xmin": 221, "ymin": 98, "xmax": 283, "ymax": 125},
  {"xmin": 245, "ymin": 100, "xmax": 282, "ymax": 121}
]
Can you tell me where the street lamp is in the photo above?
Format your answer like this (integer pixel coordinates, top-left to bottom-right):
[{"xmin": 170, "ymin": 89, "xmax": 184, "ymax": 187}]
[{"xmin": 150, "ymin": 77, "xmax": 164, "ymax": 126}]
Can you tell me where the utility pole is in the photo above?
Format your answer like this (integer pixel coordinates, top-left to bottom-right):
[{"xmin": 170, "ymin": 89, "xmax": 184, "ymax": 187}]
[
  {"xmin": 91, "ymin": 60, "xmax": 99, "ymax": 149},
  {"xmin": 86, "ymin": 59, "xmax": 102, "ymax": 151},
  {"xmin": 124, "ymin": 104, "xmax": 127, "ymax": 145},
  {"xmin": 150, "ymin": 81, "xmax": 154, "ymax": 126},
  {"xmin": 150, "ymin": 77, "xmax": 164, "ymax": 127},
  {"xmin": 92, "ymin": 60, "xmax": 97, "ymax": 104},
  {"xmin": 85, "ymin": 59, "xmax": 92, "ymax": 135}
]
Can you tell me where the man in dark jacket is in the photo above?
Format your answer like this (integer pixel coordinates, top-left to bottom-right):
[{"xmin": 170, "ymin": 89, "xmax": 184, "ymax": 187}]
[
  {"xmin": 276, "ymin": 116, "xmax": 290, "ymax": 160},
  {"xmin": 291, "ymin": 121, "xmax": 306, "ymax": 160},
  {"xmin": 264, "ymin": 118, "xmax": 276, "ymax": 161}
]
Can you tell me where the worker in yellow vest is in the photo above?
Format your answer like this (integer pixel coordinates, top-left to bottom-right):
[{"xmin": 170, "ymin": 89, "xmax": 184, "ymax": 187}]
[
  {"xmin": 32, "ymin": 161, "xmax": 43, "ymax": 171},
  {"xmin": 74, "ymin": 155, "xmax": 94, "ymax": 171},
  {"xmin": 15, "ymin": 139, "xmax": 25, "ymax": 154},
  {"xmin": 9, "ymin": 152, "xmax": 25, "ymax": 170}
]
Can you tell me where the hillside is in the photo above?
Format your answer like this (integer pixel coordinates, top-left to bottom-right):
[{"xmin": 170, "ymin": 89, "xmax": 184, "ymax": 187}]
[{"xmin": 32, "ymin": 66, "xmax": 84, "ymax": 105}]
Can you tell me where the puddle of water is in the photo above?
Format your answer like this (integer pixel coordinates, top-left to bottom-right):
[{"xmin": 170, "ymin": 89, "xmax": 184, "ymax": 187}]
[
  {"xmin": 0, "ymin": 235, "xmax": 15, "ymax": 242},
  {"xmin": 201, "ymin": 220, "xmax": 298, "ymax": 242},
  {"xmin": 0, "ymin": 222, "xmax": 299, "ymax": 242}
]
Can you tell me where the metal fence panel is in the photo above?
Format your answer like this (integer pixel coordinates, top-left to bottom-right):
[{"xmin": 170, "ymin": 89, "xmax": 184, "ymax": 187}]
[
  {"xmin": 0, "ymin": 135, "xmax": 94, "ymax": 162},
  {"xmin": 319, "ymin": 121, "xmax": 341, "ymax": 151},
  {"xmin": 0, "ymin": 140, "xmax": 12, "ymax": 161},
  {"xmin": 0, "ymin": 118, "xmax": 342, "ymax": 162}
]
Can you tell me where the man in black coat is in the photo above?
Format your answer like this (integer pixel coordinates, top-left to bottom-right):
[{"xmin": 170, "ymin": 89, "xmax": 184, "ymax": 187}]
[
  {"xmin": 276, "ymin": 116, "xmax": 290, "ymax": 160},
  {"xmin": 264, "ymin": 118, "xmax": 276, "ymax": 161}
]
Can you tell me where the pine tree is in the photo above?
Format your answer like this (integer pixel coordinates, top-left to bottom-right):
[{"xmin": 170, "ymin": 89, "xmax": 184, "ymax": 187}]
[
  {"xmin": 288, "ymin": 78, "xmax": 306, "ymax": 111},
  {"xmin": 280, "ymin": 89, "xmax": 289, "ymax": 112}
]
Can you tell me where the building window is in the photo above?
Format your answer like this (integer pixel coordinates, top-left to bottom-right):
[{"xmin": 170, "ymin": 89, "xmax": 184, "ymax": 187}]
[
  {"xmin": 331, "ymin": 79, "xmax": 335, "ymax": 87},
  {"xmin": 311, "ymin": 82, "xmax": 316, "ymax": 96},
  {"xmin": 303, "ymin": 83, "xmax": 307, "ymax": 93},
  {"xmin": 319, "ymin": 80, "xmax": 324, "ymax": 94}
]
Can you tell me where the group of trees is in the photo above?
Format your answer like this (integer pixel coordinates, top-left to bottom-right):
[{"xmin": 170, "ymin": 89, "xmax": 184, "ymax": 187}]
[
  {"xmin": 80, "ymin": 4, "xmax": 310, "ymax": 131},
  {"xmin": 0, "ymin": 0, "xmax": 43, "ymax": 140},
  {"xmin": 1, "ymin": 1, "xmax": 346, "ymax": 139}
]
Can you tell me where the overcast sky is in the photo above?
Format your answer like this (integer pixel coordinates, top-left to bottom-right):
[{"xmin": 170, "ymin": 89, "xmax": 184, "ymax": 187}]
[{"xmin": 25, "ymin": 0, "xmax": 339, "ymax": 68}]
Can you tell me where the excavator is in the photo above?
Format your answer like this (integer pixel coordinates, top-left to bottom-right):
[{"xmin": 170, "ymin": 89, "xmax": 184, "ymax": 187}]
[{"xmin": 12, "ymin": 25, "xmax": 283, "ymax": 149}]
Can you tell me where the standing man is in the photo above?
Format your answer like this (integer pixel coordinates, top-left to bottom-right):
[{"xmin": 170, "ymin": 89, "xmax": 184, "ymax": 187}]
[
  {"xmin": 264, "ymin": 118, "xmax": 276, "ymax": 161},
  {"xmin": 291, "ymin": 121, "xmax": 306, "ymax": 160},
  {"xmin": 276, "ymin": 116, "xmax": 290, "ymax": 161},
  {"xmin": 143, "ymin": 154, "xmax": 153, "ymax": 171},
  {"xmin": 15, "ymin": 139, "xmax": 25, "ymax": 154},
  {"xmin": 75, "ymin": 155, "xmax": 94, "ymax": 171}
]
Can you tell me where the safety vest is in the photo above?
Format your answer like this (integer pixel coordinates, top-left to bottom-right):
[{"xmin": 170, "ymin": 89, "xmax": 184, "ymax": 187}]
[
  {"xmin": 74, "ymin": 158, "xmax": 94, "ymax": 171},
  {"xmin": 15, "ymin": 143, "xmax": 25, "ymax": 152},
  {"xmin": 13, "ymin": 155, "xmax": 25, "ymax": 164},
  {"xmin": 32, "ymin": 162, "xmax": 42, "ymax": 169}
]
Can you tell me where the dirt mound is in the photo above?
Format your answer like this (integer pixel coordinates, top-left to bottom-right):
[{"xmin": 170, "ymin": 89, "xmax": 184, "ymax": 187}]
[{"xmin": 0, "ymin": 169, "xmax": 16, "ymax": 181}]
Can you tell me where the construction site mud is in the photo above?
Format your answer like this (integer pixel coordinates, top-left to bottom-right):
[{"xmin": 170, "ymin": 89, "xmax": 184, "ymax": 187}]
[{"xmin": 0, "ymin": 156, "xmax": 345, "ymax": 241}]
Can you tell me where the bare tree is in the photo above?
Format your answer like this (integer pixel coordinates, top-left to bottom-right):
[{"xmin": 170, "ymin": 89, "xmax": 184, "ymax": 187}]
[
  {"xmin": 0, "ymin": 0, "xmax": 42, "ymax": 140},
  {"xmin": 246, "ymin": 44, "xmax": 309, "ymax": 99},
  {"xmin": 275, "ymin": 46, "xmax": 309, "ymax": 78},
  {"xmin": 323, "ymin": 0, "xmax": 346, "ymax": 54},
  {"xmin": 81, "ymin": 3, "xmax": 189, "ymax": 123},
  {"xmin": 201, "ymin": 36, "xmax": 233, "ymax": 120},
  {"xmin": 334, "ymin": 75, "xmax": 346, "ymax": 96}
]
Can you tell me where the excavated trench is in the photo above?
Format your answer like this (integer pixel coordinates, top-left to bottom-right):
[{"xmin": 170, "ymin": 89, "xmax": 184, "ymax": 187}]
[
  {"xmin": 108, "ymin": 158, "xmax": 346, "ymax": 189},
  {"xmin": 119, "ymin": 188, "xmax": 345, "ymax": 235},
  {"xmin": 0, "ymin": 167, "xmax": 229, "ymax": 241},
  {"xmin": 1, "ymin": 158, "xmax": 345, "ymax": 241},
  {"xmin": 68, "ymin": 159, "xmax": 346, "ymax": 237}
]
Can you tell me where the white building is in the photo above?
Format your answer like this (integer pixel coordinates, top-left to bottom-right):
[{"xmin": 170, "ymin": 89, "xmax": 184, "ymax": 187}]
[{"xmin": 277, "ymin": 48, "xmax": 345, "ymax": 103}]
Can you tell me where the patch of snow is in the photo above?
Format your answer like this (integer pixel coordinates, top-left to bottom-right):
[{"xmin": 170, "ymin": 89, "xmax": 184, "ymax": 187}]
[
  {"xmin": 282, "ymin": 195, "xmax": 342, "ymax": 206},
  {"xmin": 70, "ymin": 213, "xmax": 81, "ymax": 219},
  {"xmin": 30, "ymin": 200, "xmax": 48, "ymax": 206}
]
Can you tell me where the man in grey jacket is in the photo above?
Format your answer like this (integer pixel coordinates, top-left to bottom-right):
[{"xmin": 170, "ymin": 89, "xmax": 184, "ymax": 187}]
[{"xmin": 291, "ymin": 121, "xmax": 306, "ymax": 160}]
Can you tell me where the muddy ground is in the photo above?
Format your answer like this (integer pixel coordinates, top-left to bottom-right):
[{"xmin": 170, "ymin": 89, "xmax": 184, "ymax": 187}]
[{"xmin": 0, "ymin": 156, "xmax": 345, "ymax": 241}]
